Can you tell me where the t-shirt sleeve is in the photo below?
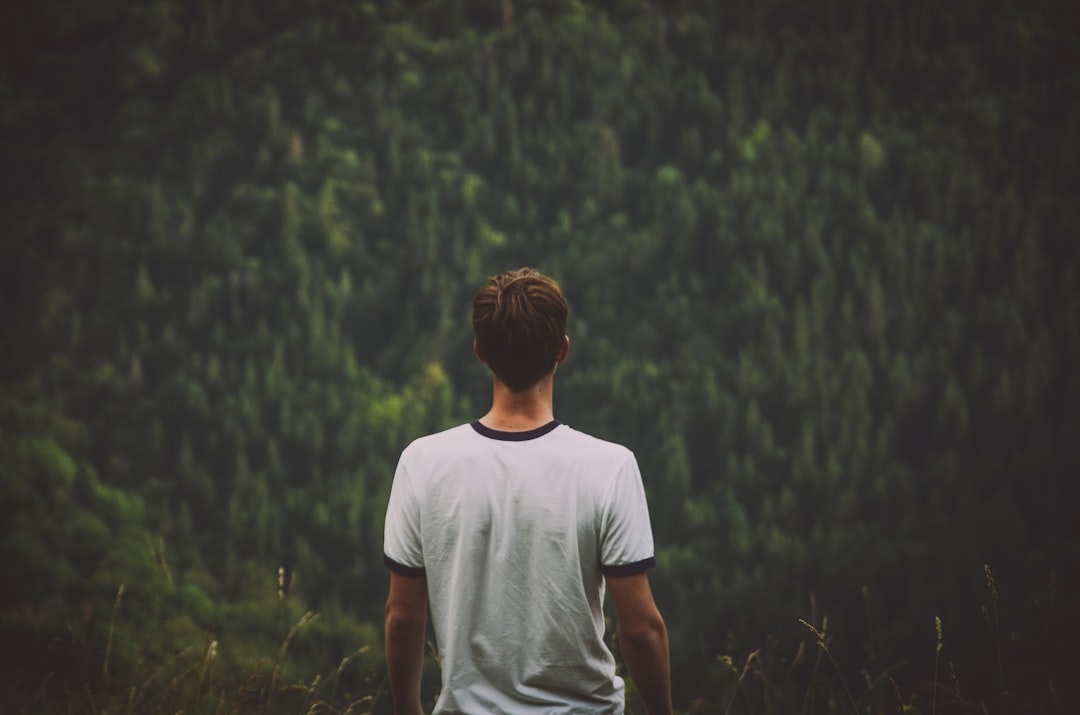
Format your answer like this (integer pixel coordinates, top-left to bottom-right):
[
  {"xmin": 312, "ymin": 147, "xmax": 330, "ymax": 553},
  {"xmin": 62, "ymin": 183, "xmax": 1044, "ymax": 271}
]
[
  {"xmin": 383, "ymin": 451, "xmax": 425, "ymax": 576},
  {"xmin": 599, "ymin": 452, "xmax": 656, "ymax": 576}
]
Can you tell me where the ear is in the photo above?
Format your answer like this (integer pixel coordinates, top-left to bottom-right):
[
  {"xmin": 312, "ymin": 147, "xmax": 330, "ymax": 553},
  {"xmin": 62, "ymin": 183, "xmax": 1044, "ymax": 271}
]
[
  {"xmin": 473, "ymin": 339, "xmax": 488, "ymax": 366},
  {"xmin": 555, "ymin": 335, "xmax": 570, "ymax": 364}
]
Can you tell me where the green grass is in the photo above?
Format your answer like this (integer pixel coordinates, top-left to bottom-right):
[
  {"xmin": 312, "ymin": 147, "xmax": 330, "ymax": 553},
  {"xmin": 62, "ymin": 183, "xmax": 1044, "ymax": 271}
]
[{"xmin": 2, "ymin": 564, "xmax": 1065, "ymax": 715}]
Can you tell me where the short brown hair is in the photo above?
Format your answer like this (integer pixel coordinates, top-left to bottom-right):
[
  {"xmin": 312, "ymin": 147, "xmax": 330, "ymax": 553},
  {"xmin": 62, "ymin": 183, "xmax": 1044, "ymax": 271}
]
[{"xmin": 472, "ymin": 268, "xmax": 568, "ymax": 391}]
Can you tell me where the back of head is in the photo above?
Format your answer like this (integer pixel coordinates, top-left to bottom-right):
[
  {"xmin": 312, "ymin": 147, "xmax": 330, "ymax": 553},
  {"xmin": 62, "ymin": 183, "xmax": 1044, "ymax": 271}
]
[{"xmin": 472, "ymin": 268, "xmax": 568, "ymax": 391}]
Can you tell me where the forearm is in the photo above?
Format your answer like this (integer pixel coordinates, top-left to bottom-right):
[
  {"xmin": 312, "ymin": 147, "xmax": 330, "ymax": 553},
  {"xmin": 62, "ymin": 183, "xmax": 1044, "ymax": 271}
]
[
  {"xmin": 619, "ymin": 620, "xmax": 673, "ymax": 715},
  {"xmin": 385, "ymin": 611, "xmax": 426, "ymax": 715}
]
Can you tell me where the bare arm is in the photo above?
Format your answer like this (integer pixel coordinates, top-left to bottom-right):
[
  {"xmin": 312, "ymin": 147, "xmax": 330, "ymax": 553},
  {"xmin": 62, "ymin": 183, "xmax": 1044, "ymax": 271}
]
[
  {"xmin": 385, "ymin": 572, "xmax": 428, "ymax": 715},
  {"xmin": 607, "ymin": 571, "xmax": 673, "ymax": 715}
]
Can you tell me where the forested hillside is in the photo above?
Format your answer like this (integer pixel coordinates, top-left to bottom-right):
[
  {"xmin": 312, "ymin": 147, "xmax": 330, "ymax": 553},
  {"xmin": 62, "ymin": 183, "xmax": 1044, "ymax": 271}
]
[{"xmin": 2, "ymin": 0, "xmax": 1078, "ymax": 712}]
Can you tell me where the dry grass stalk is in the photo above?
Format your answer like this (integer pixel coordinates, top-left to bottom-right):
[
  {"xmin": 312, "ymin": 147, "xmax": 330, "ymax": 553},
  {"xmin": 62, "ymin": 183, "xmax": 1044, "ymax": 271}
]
[
  {"xmin": 103, "ymin": 584, "xmax": 126, "ymax": 679},
  {"xmin": 983, "ymin": 564, "xmax": 1004, "ymax": 713},
  {"xmin": 932, "ymin": 616, "xmax": 943, "ymax": 715},
  {"xmin": 798, "ymin": 616, "xmax": 858, "ymax": 715},
  {"xmin": 719, "ymin": 648, "xmax": 760, "ymax": 715}
]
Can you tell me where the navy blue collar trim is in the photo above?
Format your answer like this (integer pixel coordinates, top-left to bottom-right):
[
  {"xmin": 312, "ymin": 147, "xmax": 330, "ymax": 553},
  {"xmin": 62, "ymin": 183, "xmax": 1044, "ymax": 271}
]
[{"xmin": 470, "ymin": 419, "xmax": 561, "ymax": 441}]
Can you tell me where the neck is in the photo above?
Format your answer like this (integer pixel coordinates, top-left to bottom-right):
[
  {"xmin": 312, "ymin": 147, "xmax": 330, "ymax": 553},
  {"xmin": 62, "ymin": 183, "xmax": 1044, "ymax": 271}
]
[{"xmin": 478, "ymin": 375, "xmax": 556, "ymax": 432}]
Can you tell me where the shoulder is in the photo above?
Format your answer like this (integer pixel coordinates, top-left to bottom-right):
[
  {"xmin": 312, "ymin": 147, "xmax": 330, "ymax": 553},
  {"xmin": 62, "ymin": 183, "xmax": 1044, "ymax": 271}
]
[
  {"xmin": 399, "ymin": 423, "xmax": 476, "ymax": 460},
  {"xmin": 551, "ymin": 424, "xmax": 637, "ymax": 464}
]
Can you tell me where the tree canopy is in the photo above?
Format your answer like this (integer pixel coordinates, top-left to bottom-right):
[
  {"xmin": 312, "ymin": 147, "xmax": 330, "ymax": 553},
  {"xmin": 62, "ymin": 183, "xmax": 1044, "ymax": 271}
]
[{"xmin": 2, "ymin": 0, "xmax": 1078, "ymax": 711}]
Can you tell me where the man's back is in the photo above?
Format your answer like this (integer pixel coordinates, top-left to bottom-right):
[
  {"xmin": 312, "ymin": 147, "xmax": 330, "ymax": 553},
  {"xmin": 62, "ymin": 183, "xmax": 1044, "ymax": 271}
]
[
  {"xmin": 384, "ymin": 420, "xmax": 655, "ymax": 714},
  {"xmin": 383, "ymin": 267, "xmax": 670, "ymax": 715}
]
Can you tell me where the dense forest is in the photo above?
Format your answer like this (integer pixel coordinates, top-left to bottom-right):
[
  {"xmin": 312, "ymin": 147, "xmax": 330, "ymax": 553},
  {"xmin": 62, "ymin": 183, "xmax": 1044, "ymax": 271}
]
[{"xmin": 2, "ymin": 0, "xmax": 1078, "ymax": 712}]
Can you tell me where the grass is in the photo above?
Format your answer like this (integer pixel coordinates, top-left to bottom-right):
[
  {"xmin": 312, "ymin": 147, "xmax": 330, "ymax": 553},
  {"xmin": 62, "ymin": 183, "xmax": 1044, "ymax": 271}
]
[
  {"xmin": 0, "ymin": 556, "xmax": 388, "ymax": 715},
  {"xmin": 2, "ymin": 563, "xmax": 1066, "ymax": 715},
  {"xmin": 1, "ymin": 610, "xmax": 383, "ymax": 715},
  {"xmin": 679, "ymin": 564, "xmax": 1065, "ymax": 715}
]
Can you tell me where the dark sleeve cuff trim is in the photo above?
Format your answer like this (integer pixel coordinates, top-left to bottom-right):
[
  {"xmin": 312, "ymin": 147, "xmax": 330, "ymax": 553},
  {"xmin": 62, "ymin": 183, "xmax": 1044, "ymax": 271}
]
[
  {"xmin": 601, "ymin": 556, "xmax": 656, "ymax": 576},
  {"xmin": 384, "ymin": 554, "xmax": 426, "ymax": 577}
]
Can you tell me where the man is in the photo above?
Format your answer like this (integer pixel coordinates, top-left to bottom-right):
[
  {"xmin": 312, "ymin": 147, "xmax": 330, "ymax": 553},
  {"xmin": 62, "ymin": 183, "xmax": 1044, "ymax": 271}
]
[{"xmin": 383, "ymin": 268, "xmax": 672, "ymax": 715}]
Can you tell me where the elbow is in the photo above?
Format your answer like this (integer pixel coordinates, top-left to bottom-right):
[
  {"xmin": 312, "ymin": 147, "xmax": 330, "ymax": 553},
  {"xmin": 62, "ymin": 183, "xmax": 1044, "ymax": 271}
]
[
  {"xmin": 619, "ymin": 613, "xmax": 668, "ymax": 648},
  {"xmin": 384, "ymin": 604, "xmax": 409, "ymax": 630},
  {"xmin": 385, "ymin": 602, "xmax": 424, "ymax": 633}
]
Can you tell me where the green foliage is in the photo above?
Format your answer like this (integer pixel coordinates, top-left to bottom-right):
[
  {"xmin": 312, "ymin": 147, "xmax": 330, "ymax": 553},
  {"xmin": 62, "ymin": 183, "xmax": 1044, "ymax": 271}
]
[{"xmin": 2, "ymin": 0, "xmax": 1078, "ymax": 711}]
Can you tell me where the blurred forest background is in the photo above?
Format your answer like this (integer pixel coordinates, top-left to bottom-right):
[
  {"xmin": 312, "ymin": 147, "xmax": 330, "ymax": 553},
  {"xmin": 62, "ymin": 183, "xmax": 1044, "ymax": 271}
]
[{"xmin": 2, "ymin": 0, "xmax": 1079, "ymax": 712}]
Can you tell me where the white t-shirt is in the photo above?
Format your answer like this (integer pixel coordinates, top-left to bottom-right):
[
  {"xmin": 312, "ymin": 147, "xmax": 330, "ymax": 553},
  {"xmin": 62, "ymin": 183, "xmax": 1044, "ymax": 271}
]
[{"xmin": 384, "ymin": 420, "xmax": 656, "ymax": 715}]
